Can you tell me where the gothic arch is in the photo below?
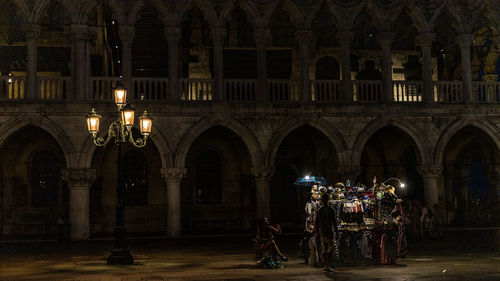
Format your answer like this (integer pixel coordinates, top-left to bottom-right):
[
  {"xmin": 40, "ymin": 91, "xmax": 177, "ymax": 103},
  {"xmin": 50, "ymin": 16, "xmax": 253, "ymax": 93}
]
[
  {"xmin": 6, "ymin": 0, "xmax": 30, "ymax": 22},
  {"xmin": 0, "ymin": 115, "xmax": 76, "ymax": 168},
  {"xmin": 220, "ymin": 0, "xmax": 259, "ymax": 24},
  {"xmin": 174, "ymin": 116, "xmax": 264, "ymax": 168},
  {"xmin": 179, "ymin": 0, "xmax": 219, "ymax": 26},
  {"xmin": 32, "ymin": 0, "xmax": 76, "ymax": 24},
  {"xmin": 266, "ymin": 117, "xmax": 349, "ymax": 168},
  {"xmin": 352, "ymin": 117, "xmax": 432, "ymax": 167},
  {"xmin": 79, "ymin": 117, "xmax": 172, "ymax": 170},
  {"xmin": 262, "ymin": 0, "xmax": 304, "ymax": 29},
  {"xmin": 434, "ymin": 117, "xmax": 500, "ymax": 164}
]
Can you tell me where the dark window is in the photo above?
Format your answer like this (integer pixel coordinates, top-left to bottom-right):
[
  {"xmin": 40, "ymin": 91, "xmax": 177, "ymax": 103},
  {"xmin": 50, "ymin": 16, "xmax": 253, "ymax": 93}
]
[
  {"xmin": 223, "ymin": 50, "xmax": 257, "ymax": 78},
  {"xmin": 315, "ymin": 56, "xmax": 340, "ymax": 79},
  {"xmin": 196, "ymin": 149, "xmax": 222, "ymax": 204},
  {"xmin": 267, "ymin": 50, "xmax": 292, "ymax": 79},
  {"xmin": 31, "ymin": 150, "xmax": 60, "ymax": 208},
  {"xmin": 123, "ymin": 150, "xmax": 148, "ymax": 205}
]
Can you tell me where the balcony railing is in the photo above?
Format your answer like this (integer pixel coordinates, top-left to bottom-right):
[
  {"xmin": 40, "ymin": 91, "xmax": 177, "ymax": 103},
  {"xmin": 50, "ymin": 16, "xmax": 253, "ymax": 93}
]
[
  {"xmin": 3, "ymin": 76, "xmax": 500, "ymax": 105},
  {"xmin": 39, "ymin": 77, "xmax": 70, "ymax": 100},
  {"xmin": 225, "ymin": 79, "xmax": 256, "ymax": 101},
  {"xmin": 268, "ymin": 80, "xmax": 300, "ymax": 101},
  {"xmin": 434, "ymin": 81, "xmax": 462, "ymax": 103},
  {"xmin": 132, "ymin": 78, "xmax": 168, "ymax": 101},
  {"xmin": 393, "ymin": 81, "xmax": 422, "ymax": 102},
  {"xmin": 473, "ymin": 81, "xmax": 500, "ymax": 103},
  {"xmin": 0, "ymin": 76, "xmax": 25, "ymax": 100},
  {"xmin": 353, "ymin": 80, "xmax": 382, "ymax": 102},
  {"xmin": 180, "ymin": 78, "xmax": 213, "ymax": 101},
  {"xmin": 311, "ymin": 80, "xmax": 341, "ymax": 102},
  {"xmin": 90, "ymin": 77, "xmax": 121, "ymax": 101}
]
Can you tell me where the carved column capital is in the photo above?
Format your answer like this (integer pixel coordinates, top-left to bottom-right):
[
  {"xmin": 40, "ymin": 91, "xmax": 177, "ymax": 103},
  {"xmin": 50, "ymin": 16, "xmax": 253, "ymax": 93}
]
[
  {"xmin": 69, "ymin": 24, "xmax": 91, "ymax": 41},
  {"xmin": 210, "ymin": 26, "xmax": 226, "ymax": 44},
  {"xmin": 61, "ymin": 169, "xmax": 96, "ymax": 189},
  {"xmin": 161, "ymin": 167, "xmax": 187, "ymax": 182},
  {"xmin": 165, "ymin": 26, "xmax": 182, "ymax": 43},
  {"xmin": 294, "ymin": 30, "xmax": 315, "ymax": 48},
  {"xmin": 119, "ymin": 25, "xmax": 135, "ymax": 43},
  {"xmin": 415, "ymin": 33, "xmax": 436, "ymax": 48},
  {"xmin": 417, "ymin": 165, "xmax": 443, "ymax": 178},
  {"xmin": 337, "ymin": 165, "xmax": 361, "ymax": 180},
  {"xmin": 253, "ymin": 28, "xmax": 271, "ymax": 48},
  {"xmin": 23, "ymin": 24, "xmax": 41, "ymax": 41},
  {"xmin": 456, "ymin": 33, "xmax": 475, "ymax": 50},
  {"xmin": 251, "ymin": 166, "xmax": 274, "ymax": 182},
  {"xmin": 336, "ymin": 30, "xmax": 355, "ymax": 48},
  {"xmin": 376, "ymin": 32, "xmax": 396, "ymax": 48}
]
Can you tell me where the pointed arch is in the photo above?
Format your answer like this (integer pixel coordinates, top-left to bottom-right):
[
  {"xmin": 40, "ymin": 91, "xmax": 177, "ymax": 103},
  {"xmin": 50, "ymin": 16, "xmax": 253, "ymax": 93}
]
[
  {"xmin": 32, "ymin": 0, "xmax": 75, "ymax": 23},
  {"xmin": 79, "ymin": 117, "xmax": 172, "ymax": 170},
  {"xmin": 0, "ymin": 115, "xmax": 76, "ymax": 168},
  {"xmin": 174, "ymin": 116, "xmax": 264, "ymax": 168},
  {"xmin": 220, "ymin": 0, "xmax": 259, "ymax": 24},
  {"xmin": 179, "ymin": 0, "xmax": 218, "ymax": 26},
  {"xmin": 266, "ymin": 117, "xmax": 349, "ymax": 168},
  {"xmin": 434, "ymin": 117, "xmax": 500, "ymax": 164},
  {"xmin": 352, "ymin": 117, "xmax": 432, "ymax": 167},
  {"xmin": 262, "ymin": 0, "xmax": 304, "ymax": 29},
  {"xmin": 7, "ymin": 0, "xmax": 30, "ymax": 22}
]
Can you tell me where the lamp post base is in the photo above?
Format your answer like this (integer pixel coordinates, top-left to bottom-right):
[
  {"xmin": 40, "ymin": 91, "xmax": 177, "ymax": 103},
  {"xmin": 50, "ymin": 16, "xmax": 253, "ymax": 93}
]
[{"xmin": 107, "ymin": 250, "xmax": 134, "ymax": 265}]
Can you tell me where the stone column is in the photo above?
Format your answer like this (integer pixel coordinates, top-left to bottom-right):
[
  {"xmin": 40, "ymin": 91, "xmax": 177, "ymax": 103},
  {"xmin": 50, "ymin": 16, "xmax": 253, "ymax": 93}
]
[
  {"xmin": 161, "ymin": 167, "xmax": 186, "ymax": 236},
  {"xmin": 61, "ymin": 169, "xmax": 96, "ymax": 240},
  {"xmin": 211, "ymin": 27, "xmax": 226, "ymax": 101},
  {"xmin": 254, "ymin": 28, "xmax": 271, "ymax": 101},
  {"xmin": 417, "ymin": 165, "xmax": 442, "ymax": 209},
  {"xmin": 70, "ymin": 24, "xmax": 90, "ymax": 100},
  {"xmin": 165, "ymin": 26, "xmax": 181, "ymax": 101},
  {"xmin": 415, "ymin": 33, "xmax": 436, "ymax": 103},
  {"xmin": 23, "ymin": 24, "xmax": 40, "ymax": 100},
  {"xmin": 119, "ymin": 25, "xmax": 135, "ymax": 92},
  {"xmin": 337, "ymin": 165, "xmax": 361, "ymax": 183},
  {"xmin": 456, "ymin": 34, "xmax": 475, "ymax": 102},
  {"xmin": 295, "ymin": 30, "xmax": 314, "ymax": 101},
  {"xmin": 252, "ymin": 166, "xmax": 274, "ymax": 219},
  {"xmin": 336, "ymin": 31, "xmax": 355, "ymax": 103},
  {"xmin": 376, "ymin": 32, "xmax": 396, "ymax": 103}
]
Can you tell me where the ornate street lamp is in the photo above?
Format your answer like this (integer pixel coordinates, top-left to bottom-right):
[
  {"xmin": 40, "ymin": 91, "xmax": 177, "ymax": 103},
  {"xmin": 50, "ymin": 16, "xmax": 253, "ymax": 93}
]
[{"xmin": 86, "ymin": 86, "xmax": 153, "ymax": 265}]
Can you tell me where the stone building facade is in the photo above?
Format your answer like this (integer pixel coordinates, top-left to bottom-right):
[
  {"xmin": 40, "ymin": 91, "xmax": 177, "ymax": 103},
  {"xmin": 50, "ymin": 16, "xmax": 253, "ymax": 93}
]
[{"xmin": 0, "ymin": 0, "xmax": 499, "ymax": 240}]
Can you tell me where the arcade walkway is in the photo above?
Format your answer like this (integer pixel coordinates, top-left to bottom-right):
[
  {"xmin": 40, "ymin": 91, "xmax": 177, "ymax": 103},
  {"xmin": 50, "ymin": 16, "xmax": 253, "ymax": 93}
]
[{"xmin": 0, "ymin": 231, "xmax": 499, "ymax": 281}]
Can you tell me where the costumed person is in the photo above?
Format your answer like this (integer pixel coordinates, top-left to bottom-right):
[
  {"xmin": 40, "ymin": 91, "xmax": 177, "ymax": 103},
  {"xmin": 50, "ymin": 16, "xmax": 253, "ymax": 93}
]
[
  {"xmin": 300, "ymin": 189, "xmax": 319, "ymax": 264},
  {"xmin": 314, "ymin": 194, "xmax": 338, "ymax": 272},
  {"xmin": 255, "ymin": 217, "xmax": 288, "ymax": 268}
]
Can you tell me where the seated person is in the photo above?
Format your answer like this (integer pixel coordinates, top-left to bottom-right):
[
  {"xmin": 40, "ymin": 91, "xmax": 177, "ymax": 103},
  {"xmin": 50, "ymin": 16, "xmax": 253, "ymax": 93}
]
[{"xmin": 255, "ymin": 217, "xmax": 288, "ymax": 267}]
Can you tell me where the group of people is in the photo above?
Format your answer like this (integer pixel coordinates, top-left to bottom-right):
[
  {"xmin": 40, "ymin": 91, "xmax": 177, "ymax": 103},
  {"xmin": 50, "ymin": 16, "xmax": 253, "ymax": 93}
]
[
  {"xmin": 254, "ymin": 180, "xmax": 411, "ymax": 271},
  {"xmin": 405, "ymin": 200, "xmax": 444, "ymax": 241}
]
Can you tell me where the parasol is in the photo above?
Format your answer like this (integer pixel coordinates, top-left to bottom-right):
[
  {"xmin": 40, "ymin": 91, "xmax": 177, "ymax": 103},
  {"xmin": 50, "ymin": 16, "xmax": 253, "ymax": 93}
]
[{"xmin": 293, "ymin": 175, "xmax": 327, "ymax": 186}]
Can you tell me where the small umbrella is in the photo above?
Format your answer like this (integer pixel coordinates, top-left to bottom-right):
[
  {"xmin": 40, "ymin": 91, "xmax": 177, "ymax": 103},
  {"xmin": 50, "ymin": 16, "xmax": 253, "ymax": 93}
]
[{"xmin": 294, "ymin": 176, "xmax": 327, "ymax": 187}]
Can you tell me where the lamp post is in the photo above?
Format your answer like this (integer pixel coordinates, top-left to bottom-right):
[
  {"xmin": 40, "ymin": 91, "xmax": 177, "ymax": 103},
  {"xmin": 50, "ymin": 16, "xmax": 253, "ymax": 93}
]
[{"xmin": 86, "ymin": 85, "xmax": 153, "ymax": 265}]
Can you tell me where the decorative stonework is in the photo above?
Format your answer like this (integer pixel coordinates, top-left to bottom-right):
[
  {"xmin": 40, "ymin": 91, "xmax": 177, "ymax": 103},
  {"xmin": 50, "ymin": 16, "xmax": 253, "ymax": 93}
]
[
  {"xmin": 210, "ymin": 27, "xmax": 227, "ymax": 43},
  {"xmin": 253, "ymin": 28, "xmax": 271, "ymax": 48},
  {"xmin": 165, "ymin": 26, "xmax": 182, "ymax": 43},
  {"xmin": 376, "ymin": 32, "xmax": 396, "ymax": 48},
  {"xmin": 118, "ymin": 26, "xmax": 135, "ymax": 43},
  {"xmin": 415, "ymin": 33, "xmax": 436, "ymax": 48},
  {"xmin": 161, "ymin": 168, "xmax": 187, "ymax": 182},
  {"xmin": 456, "ymin": 34, "xmax": 475, "ymax": 49},
  {"xmin": 61, "ymin": 169, "xmax": 96, "ymax": 188},
  {"xmin": 251, "ymin": 166, "xmax": 274, "ymax": 182},
  {"xmin": 417, "ymin": 165, "xmax": 443, "ymax": 178},
  {"xmin": 23, "ymin": 24, "xmax": 41, "ymax": 41},
  {"xmin": 337, "ymin": 165, "xmax": 361, "ymax": 180}
]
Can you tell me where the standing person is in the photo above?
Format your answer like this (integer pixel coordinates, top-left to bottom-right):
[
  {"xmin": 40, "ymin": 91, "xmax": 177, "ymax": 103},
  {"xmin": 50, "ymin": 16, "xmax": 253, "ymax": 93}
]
[
  {"xmin": 314, "ymin": 194, "xmax": 338, "ymax": 272},
  {"xmin": 301, "ymin": 192, "xmax": 319, "ymax": 264}
]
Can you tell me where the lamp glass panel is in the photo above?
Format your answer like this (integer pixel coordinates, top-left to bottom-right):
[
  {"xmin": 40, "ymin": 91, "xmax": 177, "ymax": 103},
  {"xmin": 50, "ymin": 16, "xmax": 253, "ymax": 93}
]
[
  {"xmin": 121, "ymin": 109, "xmax": 135, "ymax": 126},
  {"xmin": 140, "ymin": 117, "xmax": 152, "ymax": 135},
  {"xmin": 114, "ymin": 88, "xmax": 127, "ymax": 105}
]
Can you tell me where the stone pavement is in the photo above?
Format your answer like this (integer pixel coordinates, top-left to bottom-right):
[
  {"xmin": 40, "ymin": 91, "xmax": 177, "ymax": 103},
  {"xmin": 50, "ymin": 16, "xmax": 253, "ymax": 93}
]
[{"xmin": 0, "ymin": 233, "xmax": 499, "ymax": 281}]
